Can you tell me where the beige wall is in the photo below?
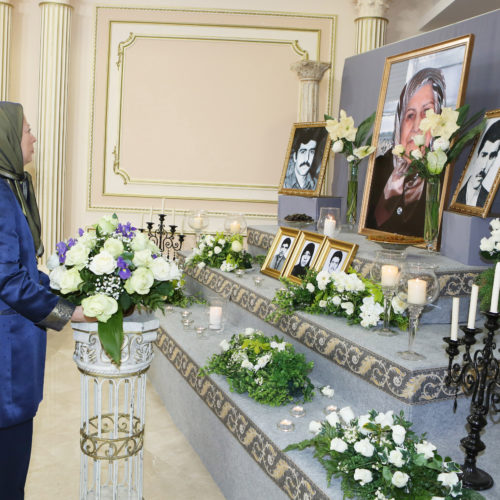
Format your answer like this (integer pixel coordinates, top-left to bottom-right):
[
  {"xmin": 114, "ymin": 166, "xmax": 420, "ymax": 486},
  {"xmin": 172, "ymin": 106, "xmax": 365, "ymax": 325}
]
[{"xmin": 7, "ymin": 0, "xmax": 423, "ymax": 250}]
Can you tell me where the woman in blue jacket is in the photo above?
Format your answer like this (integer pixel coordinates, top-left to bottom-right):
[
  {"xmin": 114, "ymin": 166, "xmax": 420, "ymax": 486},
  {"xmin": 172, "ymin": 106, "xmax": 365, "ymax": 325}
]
[{"xmin": 0, "ymin": 102, "xmax": 88, "ymax": 499}]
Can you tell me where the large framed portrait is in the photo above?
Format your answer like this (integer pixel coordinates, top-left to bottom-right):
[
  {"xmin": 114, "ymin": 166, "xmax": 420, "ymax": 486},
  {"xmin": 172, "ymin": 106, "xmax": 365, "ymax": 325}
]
[
  {"xmin": 278, "ymin": 122, "xmax": 331, "ymax": 197},
  {"xmin": 282, "ymin": 230, "xmax": 325, "ymax": 284},
  {"xmin": 359, "ymin": 35, "xmax": 474, "ymax": 247},
  {"xmin": 260, "ymin": 227, "xmax": 299, "ymax": 279},
  {"xmin": 314, "ymin": 238, "xmax": 358, "ymax": 274},
  {"xmin": 449, "ymin": 109, "xmax": 500, "ymax": 218}
]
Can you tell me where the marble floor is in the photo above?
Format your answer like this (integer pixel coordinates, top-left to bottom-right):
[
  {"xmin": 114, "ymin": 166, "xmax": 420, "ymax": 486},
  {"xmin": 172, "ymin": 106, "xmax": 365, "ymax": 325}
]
[{"xmin": 25, "ymin": 324, "xmax": 225, "ymax": 500}]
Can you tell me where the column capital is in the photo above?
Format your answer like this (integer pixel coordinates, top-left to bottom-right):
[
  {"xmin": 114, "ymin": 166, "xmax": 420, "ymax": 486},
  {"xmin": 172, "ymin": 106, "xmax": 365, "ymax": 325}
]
[
  {"xmin": 352, "ymin": 0, "xmax": 391, "ymax": 19},
  {"xmin": 0, "ymin": 2, "xmax": 13, "ymax": 7},
  {"xmin": 290, "ymin": 60, "xmax": 330, "ymax": 82},
  {"xmin": 39, "ymin": 0, "xmax": 73, "ymax": 8}
]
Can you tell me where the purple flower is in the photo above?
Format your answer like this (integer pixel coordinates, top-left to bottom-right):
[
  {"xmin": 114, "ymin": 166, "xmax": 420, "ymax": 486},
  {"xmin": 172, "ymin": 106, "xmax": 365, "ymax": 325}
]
[
  {"xmin": 67, "ymin": 238, "xmax": 77, "ymax": 248},
  {"xmin": 78, "ymin": 228, "xmax": 84, "ymax": 237},
  {"xmin": 56, "ymin": 241, "xmax": 67, "ymax": 264},
  {"xmin": 115, "ymin": 221, "xmax": 137, "ymax": 239},
  {"xmin": 119, "ymin": 268, "xmax": 131, "ymax": 279},
  {"xmin": 116, "ymin": 256, "xmax": 127, "ymax": 269},
  {"xmin": 152, "ymin": 254, "xmax": 158, "ymax": 259}
]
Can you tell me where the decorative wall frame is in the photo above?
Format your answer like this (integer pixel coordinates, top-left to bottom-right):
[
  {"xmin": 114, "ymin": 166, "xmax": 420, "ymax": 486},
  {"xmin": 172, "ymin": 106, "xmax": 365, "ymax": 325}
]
[
  {"xmin": 260, "ymin": 227, "xmax": 299, "ymax": 279},
  {"xmin": 359, "ymin": 35, "xmax": 474, "ymax": 246},
  {"xmin": 449, "ymin": 109, "xmax": 500, "ymax": 218},
  {"xmin": 314, "ymin": 238, "xmax": 358, "ymax": 274}
]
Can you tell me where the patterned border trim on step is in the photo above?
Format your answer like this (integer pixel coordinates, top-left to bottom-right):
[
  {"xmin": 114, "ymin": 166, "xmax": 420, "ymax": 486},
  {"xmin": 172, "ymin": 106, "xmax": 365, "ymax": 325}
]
[
  {"xmin": 247, "ymin": 227, "xmax": 480, "ymax": 297},
  {"xmin": 155, "ymin": 328, "xmax": 330, "ymax": 500},
  {"xmin": 184, "ymin": 263, "xmax": 459, "ymax": 405}
]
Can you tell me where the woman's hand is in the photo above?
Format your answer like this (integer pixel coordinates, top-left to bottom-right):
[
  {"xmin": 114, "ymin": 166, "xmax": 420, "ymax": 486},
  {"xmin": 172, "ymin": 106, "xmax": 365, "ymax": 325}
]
[{"xmin": 71, "ymin": 305, "xmax": 97, "ymax": 322}]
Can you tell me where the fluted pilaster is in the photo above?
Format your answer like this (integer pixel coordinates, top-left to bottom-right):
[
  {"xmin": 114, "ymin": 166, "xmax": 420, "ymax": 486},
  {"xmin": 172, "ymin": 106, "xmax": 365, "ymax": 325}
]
[
  {"xmin": 37, "ymin": 0, "xmax": 72, "ymax": 258},
  {"xmin": 352, "ymin": 0, "xmax": 391, "ymax": 54},
  {"xmin": 290, "ymin": 60, "xmax": 330, "ymax": 122},
  {"xmin": 0, "ymin": 2, "xmax": 13, "ymax": 100}
]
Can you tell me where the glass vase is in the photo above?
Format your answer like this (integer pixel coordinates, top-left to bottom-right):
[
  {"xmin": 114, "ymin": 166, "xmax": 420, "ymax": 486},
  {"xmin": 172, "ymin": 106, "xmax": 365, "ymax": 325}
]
[
  {"xmin": 424, "ymin": 176, "xmax": 441, "ymax": 251},
  {"xmin": 346, "ymin": 162, "xmax": 358, "ymax": 231}
]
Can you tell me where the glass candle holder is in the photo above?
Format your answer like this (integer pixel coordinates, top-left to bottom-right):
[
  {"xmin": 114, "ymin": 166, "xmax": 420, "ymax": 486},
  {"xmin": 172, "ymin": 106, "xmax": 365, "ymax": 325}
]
[
  {"xmin": 290, "ymin": 405, "xmax": 306, "ymax": 418},
  {"xmin": 234, "ymin": 269, "xmax": 245, "ymax": 278},
  {"xmin": 207, "ymin": 297, "xmax": 226, "ymax": 332},
  {"xmin": 182, "ymin": 318, "xmax": 194, "ymax": 330},
  {"xmin": 186, "ymin": 209, "xmax": 209, "ymax": 243},
  {"xmin": 277, "ymin": 419, "xmax": 295, "ymax": 432},
  {"xmin": 317, "ymin": 207, "xmax": 341, "ymax": 238},
  {"xmin": 253, "ymin": 276, "xmax": 263, "ymax": 287},
  {"xmin": 195, "ymin": 325, "xmax": 208, "ymax": 339},
  {"xmin": 224, "ymin": 212, "xmax": 247, "ymax": 235},
  {"xmin": 180, "ymin": 310, "xmax": 192, "ymax": 320},
  {"xmin": 323, "ymin": 404, "xmax": 338, "ymax": 415}
]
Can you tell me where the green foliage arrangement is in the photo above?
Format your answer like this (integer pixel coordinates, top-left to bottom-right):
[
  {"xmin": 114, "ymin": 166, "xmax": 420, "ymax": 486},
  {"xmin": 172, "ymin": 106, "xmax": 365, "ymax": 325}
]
[
  {"xmin": 478, "ymin": 218, "xmax": 500, "ymax": 311},
  {"xmin": 285, "ymin": 408, "xmax": 484, "ymax": 500},
  {"xmin": 185, "ymin": 231, "xmax": 252, "ymax": 272},
  {"xmin": 199, "ymin": 328, "xmax": 314, "ymax": 406},
  {"xmin": 268, "ymin": 269, "xmax": 408, "ymax": 330}
]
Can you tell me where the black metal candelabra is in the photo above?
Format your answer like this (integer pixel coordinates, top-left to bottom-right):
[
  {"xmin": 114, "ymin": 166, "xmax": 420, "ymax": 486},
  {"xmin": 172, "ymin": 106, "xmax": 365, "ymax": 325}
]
[
  {"xmin": 141, "ymin": 214, "xmax": 185, "ymax": 260},
  {"xmin": 443, "ymin": 311, "xmax": 500, "ymax": 491}
]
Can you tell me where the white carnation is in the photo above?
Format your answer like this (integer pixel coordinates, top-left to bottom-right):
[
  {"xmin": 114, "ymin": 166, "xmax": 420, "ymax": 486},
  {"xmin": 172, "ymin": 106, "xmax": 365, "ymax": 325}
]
[
  {"xmin": 391, "ymin": 425, "xmax": 406, "ymax": 445},
  {"xmin": 339, "ymin": 406, "xmax": 355, "ymax": 424},
  {"xmin": 438, "ymin": 471, "xmax": 459, "ymax": 487},
  {"xmin": 321, "ymin": 385, "xmax": 334, "ymax": 398},
  {"xmin": 388, "ymin": 448, "xmax": 405, "ymax": 468},
  {"xmin": 220, "ymin": 339, "xmax": 230, "ymax": 351},
  {"xmin": 325, "ymin": 411, "xmax": 340, "ymax": 427},
  {"xmin": 306, "ymin": 283, "xmax": 315, "ymax": 293},
  {"xmin": 308, "ymin": 420, "xmax": 322, "ymax": 435},
  {"xmin": 214, "ymin": 246, "xmax": 222, "ymax": 255},
  {"xmin": 354, "ymin": 438, "xmax": 375, "ymax": 457},
  {"xmin": 415, "ymin": 440, "xmax": 437, "ymax": 459},
  {"xmin": 374, "ymin": 410, "xmax": 394, "ymax": 428},
  {"xmin": 330, "ymin": 437, "xmax": 348, "ymax": 453}
]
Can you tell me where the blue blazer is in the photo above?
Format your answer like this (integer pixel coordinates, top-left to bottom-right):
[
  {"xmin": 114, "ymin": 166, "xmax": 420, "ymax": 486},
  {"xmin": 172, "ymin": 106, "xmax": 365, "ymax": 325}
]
[{"xmin": 0, "ymin": 178, "xmax": 60, "ymax": 427}]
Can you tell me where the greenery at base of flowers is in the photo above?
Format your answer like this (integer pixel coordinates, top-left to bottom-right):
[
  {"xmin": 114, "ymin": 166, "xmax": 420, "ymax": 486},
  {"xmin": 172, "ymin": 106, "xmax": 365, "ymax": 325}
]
[
  {"xmin": 284, "ymin": 409, "xmax": 484, "ymax": 500},
  {"xmin": 267, "ymin": 268, "xmax": 408, "ymax": 331},
  {"xmin": 199, "ymin": 329, "xmax": 314, "ymax": 406},
  {"xmin": 478, "ymin": 218, "xmax": 500, "ymax": 312},
  {"xmin": 251, "ymin": 254, "xmax": 267, "ymax": 268},
  {"xmin": 185, "ymin": 231, "xmax": 253, "ymax": 272}
]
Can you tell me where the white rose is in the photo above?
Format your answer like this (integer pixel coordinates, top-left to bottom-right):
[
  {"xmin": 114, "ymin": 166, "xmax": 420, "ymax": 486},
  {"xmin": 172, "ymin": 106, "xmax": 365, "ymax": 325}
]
[
  {"xmin": 391, "ymin": 471, "xmax": 409, "ymax": 488},
  {"xmin": 149, "ymin": 258, "xmax": 182, "ymax": 281},
  {"xmin": 214, "ymin": 246, "xmax": 222, "ymax": 255},
  {"xmin": 133, "ymin": 249, "xmax": 153, "ymax": 268},
  {"xmin": 96, "ymin": 215, "xmax": 118, "ymax": 234},
  {"xmin": 433, "ymin": 137, "xmax": 450, "ymax": 151},
  {"xmin": 65, "ymin": 243, "xmax": 90, "ymax": 268},
  {"xmin": 392, "ymin": 144, "xmax": 405, "ymax": 156},
  {"xmin": 60, "ymin": 267, "xmax": 83, "ymax": 294},
  {"xmin": 208, "ymin": 251, "xmax": 213, "ymax": 257},
  {"xmin": 391, "ymin": 425, "xmax": 406, "ymax": 445},
  {"xmin": 357, "ymin": 414, "xmax": 373, "ymax": 436},
  {"xmin": 353, "ymin": 468, "xmax": 372, "ymax": 486},
  {"xmin": 413, "ymin": 134, "xmax": 426, "ymax": 146},
  {"xmin": 410, "ymin": 149, "xmax": 423, "ymax": 160},
  {"xmin": 490, "ymin": 218, "xmax": 500, "ymax": 231},
  {"xmin": 374, "ymin": 410, "xmax": 394, "ymax": 428},
  {"xmin": 321, "ymin": 385, "xmax": 334, "ymax": 398},
  {"xmin": 339, "ymin": 406, "xmax": 355, "ymax": 424},
  {"xmin": 231, "ymin": 240, "xmax": 243, "ymax": 253},
  {"xmin": 78, "ymin": 231, "xmax": 97, "ymax": 249},
  {"xmin": 388, "ymin": 448, "xmax": 405, "ymax": 468},
  {"xmin": 437, "ymin": 471, "xmax": 459, "ymax": 487},
  {"xmin": 47, "ymin": 253, "xmax": 60, "ymax": 271},
  {"xmin": 81, "ymin": 294, "xmax": 118, "ymax": 323},
  {"xmin": 241, "ymin": 359, "xmax": 254, "ymax": 370},
  {"xmin": 124, "ymin": 267, "xmax": 154, "ymax": 295},
  {"xmin": 218, "ymin": 238, "xmax": 226, "ymax": 246},
  {"xmin": 306, "ymin": 283, "xmax": 315, "ymax": 293},
  {"xmin": 330, "ymin": 437, "xmax": 348, "ymax": 453},
  {"xmin": 89, "ymin": 251, "xmax": 117, "ymax": 275},
  {"xmin": 197, "ymin": 262, "xmax": 206, "ymax": 269},
  {"xmin": 49, "ymin": 265, "xmax": 66, "ymax": 290},
  {"xmin": 332, "ymin": 295, "xmax": 341, "ymax": 306},
  {"xmin": 332, "ymin": 140, "xmax": 344, "ymax": 153},
  {"xmin": 130, "ymin": 232, "xmax": 150, "ymax": 252},
  {"xmin": 220, "ymin": 339, "xmax": 230, "ymax": 351},
  {"xmin": 480, "ymin": 236, "xmax": 495, "ymax": 253},
  {"xmin": 103, "ymin": 238, "xmax": 124, "ymax": 258},
  {"xmin": 270, "ymin": 341, "xmax": 286, "ymax": 352},
  {"xmin": 354, "ymin": 438, "xmax": 375, "ymax": 457},
  {"xmin": 326, "ymin": 411, "xmax": 340, "ymax": 427},
  {"xmin": 415, "ymin": 440, "xmax": 436, "ymax": 459},
  {"xmin": 319, "ymin": 300, "xmax": 327, "ymax": 308},
  {"xmin": 341, "ymin": 301, "xmax": 354, "ymax": 316},
  {"xmin": 346, "ymin": 155, "xmax": 356, "ymax": 163},
  {"xmin": 308, "ymin": 420, "xmax": 322, "ymax": 435}
]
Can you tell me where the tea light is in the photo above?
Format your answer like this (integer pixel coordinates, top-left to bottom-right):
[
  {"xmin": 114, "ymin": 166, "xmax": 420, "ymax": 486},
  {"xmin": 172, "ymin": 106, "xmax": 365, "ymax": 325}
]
[
  {"xmin": 323, "ymin": 404, "xmax": 338, "ymax": 415},
  {"xmin": 165, "ymin": 305, "xmax": 174, "ymax": 314},
  {"xmin": 235, "ymin": 269, "xmax": 245, "ymax": 278},
  {"xmin": 229, "ymin": 220, "xmax": 241, "ymax": 234},
  {"xmin": 195, "ymin": 326, "xmax": 207, "ymax": 339},
  {"xmin": 209, "ymin": 306, "xmax": 222, "ymax": 330},
  {"xmin": 253, "ymin": 276, "xmax": 263, "ymax": 286},
  {"xmin": 381, "ymin": 264, "xmax": 399, "ymax": 287},
  {"xmin": 182, "ymin": 318, "xmax": 194, "ymax": 330},
  {"xmin": 290, "ymin": 405, "xmax": 306, "ymax": 418},
  {"xmin": 277, "ymin": 419, "xmax": 295, "ymax": 432},
  {"xmin": 180, "ymin": 310, "xmax": 192, "ymax": 319},
  {"xmin": 323, "ymin": 216, "xmax": 336, "ymax": 238},
  {"xmin": 407, "ymin": 278, "xmax": 427, "ymax": 305}
]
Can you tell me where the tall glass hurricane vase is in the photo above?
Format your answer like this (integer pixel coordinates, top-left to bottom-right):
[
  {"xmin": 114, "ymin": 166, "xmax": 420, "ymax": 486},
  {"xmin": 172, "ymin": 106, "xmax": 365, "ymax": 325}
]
[
  {"xmin": 424, "ymin": 176, "xmax": 441, "ymax": 251},
  {"xmin": 346, "ymin": 162, "xmax": 358, "ymax": 230}
]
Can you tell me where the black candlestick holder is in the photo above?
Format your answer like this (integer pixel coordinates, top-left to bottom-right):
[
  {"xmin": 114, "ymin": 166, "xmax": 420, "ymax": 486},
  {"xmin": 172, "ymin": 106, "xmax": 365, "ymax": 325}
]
[
  {"xmin": 141, "ymin": 214, "xmax": 185, "ymax": 260},
  {"xmin": 443, "ymin": 311, "xmax": 500, "ymax": 491}
]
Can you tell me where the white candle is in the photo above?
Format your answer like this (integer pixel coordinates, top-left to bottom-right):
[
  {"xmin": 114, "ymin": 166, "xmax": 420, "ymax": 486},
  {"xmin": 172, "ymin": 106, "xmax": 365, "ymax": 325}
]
[
  {"xmin": 229, "ymin": 220, "xmax": 241, "ymax": 234},
  {"xmin": 381, "ymin": 265, "xmax": 399, "ymax": 287},
  {"xmin": 172, "ymin": 208, "xmax": 176, "ymax": 225},
  {"xmin": 192, "ymin": 216, "xmax": 203, "ymax": 229},
  {"xmin": 467, "ymin": 284, "xmax": 479, "ymax": 329},
  {"xmin": 407, "ymin": 278, "xmax": 427, "ymax": 305},
  {"xmin": 491, "ymin": 262, "xmax": 500, "ymax": 313},
  {"xmin": 140, "ymin": 212, "xmax": 144, "ymax": 228},
  {"xmin": 149, "ymin": 206, "xmax": 153, "ymax": 221},
  {"xmin": 323, "ymin": 217, "xmax": 336, "ymax": 238},
  {"xmin": 209, "ymin": 306, "xmax": 222, "ymax": 329},
  {"xmin": 450, "ymin": 297, "xmax": 459, "ymax": 341},
  {"xmin": 161, "ymin": 198, "xmax": 165, "ymax": 214}
]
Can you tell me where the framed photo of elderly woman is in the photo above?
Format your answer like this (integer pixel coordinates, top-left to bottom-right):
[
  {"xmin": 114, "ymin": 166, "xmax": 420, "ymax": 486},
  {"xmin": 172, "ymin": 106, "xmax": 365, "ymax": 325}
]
[
  {"xmin": 278, "ymin": 122, "xmax": 331, "ymax": 197},
  {"xmin": 449, "ymin": 110, "xmax": 500, "ymax": 218},
  {"xmin": 314, "ymin": 238, "xmax": 358, "ymax": 274},
  {"xmin": 260, "ymin": 227, "xmax": 299, "ymax": 279},
  {"xmin": 282, "ymin": 230, "xmax": 325, "ymax": 284},
  {"xmin": 359, "ymin": 35, "xmax": 474, "ymax": 246}
]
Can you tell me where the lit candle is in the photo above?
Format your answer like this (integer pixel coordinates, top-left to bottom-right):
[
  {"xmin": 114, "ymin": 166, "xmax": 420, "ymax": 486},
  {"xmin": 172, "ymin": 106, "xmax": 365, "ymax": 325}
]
[
  {"xmin": 192, "ymin": 216, "xmax": 203, "ymax": 229},
  {"xmin": 280, "ymin": 419, "xmax": 292, "ymax": 425},
  {"xmin": 149, "ymin": 206, "xmax": 153, "ymax": 222},
  {"xmin": 229, "ymin": 220, "xmax": 241, "ymax": 234},
  {"xmin": 450, "ymin": 297, "xmax": 459, "ymax": 341},
  {"xmin": 292, "ymin": 406, "xmax": 303, "ymax": 412},
  {"xmin": 209, "ymin": 306, "xmax": 222, "ymax": 329},
  {"xmin": 161, "ymin": 198, "xmax": 165, "ymax": 214},
  {"xmin": 323, "ymin": 217, "xmax": 336, "ymax": 238},
  {"xmin": 491, "ymin": 262, "xmax": 500, "ymax": 313},
  {"xmin": 407, "ymin": 278, "xmax": 427, "ymax": 305},
  {"xmin": 381, "ymin": 265, "xmax": 399, "ymax": 287},
  {"xmin": 467, "ymin": 284, "xmax": 479, "ymax": 329}
]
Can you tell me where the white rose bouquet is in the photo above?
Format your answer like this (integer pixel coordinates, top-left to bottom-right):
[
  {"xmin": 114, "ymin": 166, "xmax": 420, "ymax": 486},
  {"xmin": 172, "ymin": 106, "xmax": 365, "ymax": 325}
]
[
  {"xmin": 199, "ymin": 329, "xmax": 314, "ymax": 406},
  {"xmin": 48, "ymin": 214, "xmax": 183, "ymax": 365},
  {"xmin": 185, "ymin": 231, "xmax": 253, "ymax": 272},
  {"xmin": 477, "ymin": 218, "xmax": 500, "ymax": 312},
  {"xmin": 285, "ymin": 408, "xmax": 484, "ymax": 500}
]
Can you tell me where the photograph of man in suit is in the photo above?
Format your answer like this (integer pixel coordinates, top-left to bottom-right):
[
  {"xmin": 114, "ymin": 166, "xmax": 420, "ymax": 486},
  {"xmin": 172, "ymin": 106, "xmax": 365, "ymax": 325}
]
[
  {"xmin": 456, "ymin": 119, "xmax": 500, "ymax": 207},
  {"xmin": 270, "ymin": 237, "xmax": 291, "ymax": 271}
]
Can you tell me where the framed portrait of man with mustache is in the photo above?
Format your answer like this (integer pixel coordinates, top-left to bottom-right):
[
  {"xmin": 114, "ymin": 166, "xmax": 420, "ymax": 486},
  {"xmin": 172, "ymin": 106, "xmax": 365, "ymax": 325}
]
[
  {"xmin": 449, "ymin": 109, "xmax": 500, "ymax": 218},
  {"xmin": 279, "ymin": 122, "xmax": 331, "ymax": 197}
]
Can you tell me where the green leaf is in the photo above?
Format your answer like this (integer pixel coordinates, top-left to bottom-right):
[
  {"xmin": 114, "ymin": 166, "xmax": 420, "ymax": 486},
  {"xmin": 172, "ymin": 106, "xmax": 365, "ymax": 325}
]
[
  {"xmin": 354, "ymin": 112, "xmax": 375, "ymax": 146},
  {"xmin": 119, "ymin": 292, "xmax": 133, "ymax": 311},
  {"xmin": 97, "ymin": 309, "xmax": 124, "ymax": 366},
  {"xmin": 324, "ymin": 113, "xmax": 333, "ymax": 121},
  {"xmin": 382, "ymin": 465, "xmax": 392, "ymax": 482},
  {"xmin": 448, "ymin": 120, "xmax": 486, "ymax": 162}
]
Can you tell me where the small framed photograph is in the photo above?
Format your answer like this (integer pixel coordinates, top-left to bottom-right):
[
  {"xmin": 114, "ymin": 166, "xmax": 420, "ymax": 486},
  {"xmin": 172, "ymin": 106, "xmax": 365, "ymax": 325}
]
[
  {"xmin": 282, "ymin": 230, "xmax": 326, "ymax": 284},
  {"xmin": 449, "ymin": 109, "xmax": 500, "ymax": 218},
  {"xmin": 260, "ymin": 227, "xmax": 299, "ymax": 279},
  {"xmin": 278, "ymin": 122, "xmax": 331, "ymax": 197},
  {"xmin": 313, "ymin": 238, "xmax": 359, "ymax": 274}
]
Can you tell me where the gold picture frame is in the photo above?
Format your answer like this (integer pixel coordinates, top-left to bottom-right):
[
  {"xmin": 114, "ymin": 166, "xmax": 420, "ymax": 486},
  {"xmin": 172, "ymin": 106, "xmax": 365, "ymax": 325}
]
[
  {"xmin": 278, "ymin": 122, "xmax": 331, "ymax": 197},
  {"xmin": 313, "ymin": 238, "xmax": 358, "ymax": 274},
  {"xmin": 282, "ymin": 230, "xmax": 326, "ymax": 284},
  {"xmin": 448, "ymin": 109, "xmax": 500, "ymax": 218},
  {"xmin": 260, "ymin": 227, "xmax": 300, "ymax": 279},
  {"xmin": 359, "ymin": 35, "xmax": 474, "ymax": 249}
]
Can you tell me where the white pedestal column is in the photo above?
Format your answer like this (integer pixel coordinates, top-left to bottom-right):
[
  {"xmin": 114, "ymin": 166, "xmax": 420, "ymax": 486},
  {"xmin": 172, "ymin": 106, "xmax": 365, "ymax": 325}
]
[
  {"xmin": 0, "ymin": 1, "xmax": 12, "ymax": 100},
  {"xmin": 352, "ymin": 0, "xmax": 391, "ymax": 54},
  {"xmin": 37, "ymin": 0, "xmax": 72, "ymax": 259},
  {"xmin": 72, "ymin": 314, "xmax": 160, "ymax": 500}
]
